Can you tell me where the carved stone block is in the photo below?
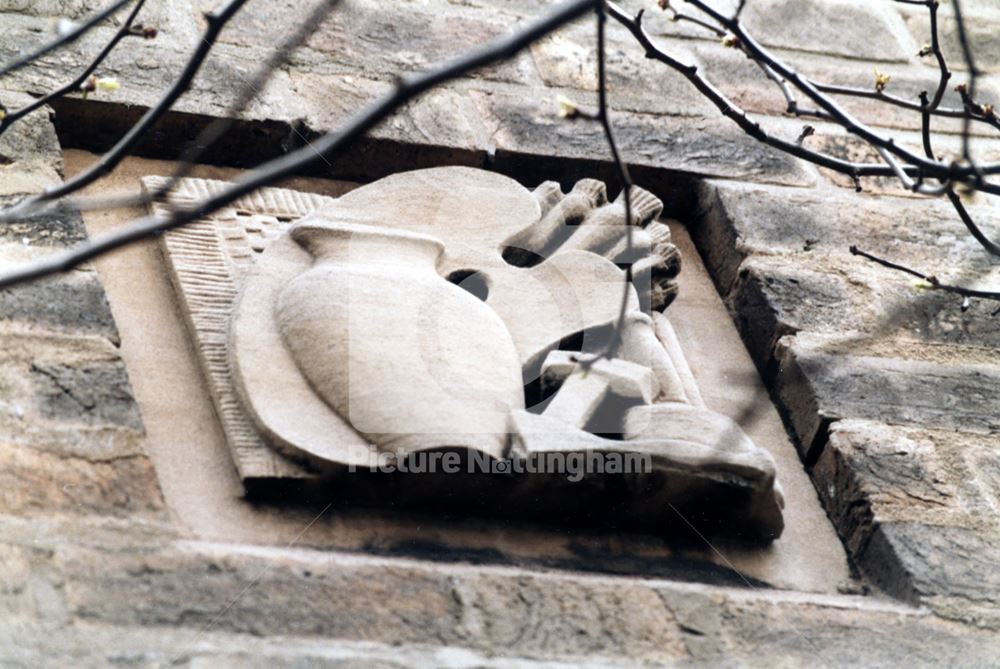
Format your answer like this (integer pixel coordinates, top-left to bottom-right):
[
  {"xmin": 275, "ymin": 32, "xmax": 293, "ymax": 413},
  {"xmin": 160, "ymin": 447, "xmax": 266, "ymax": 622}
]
[{"xmin": 147, "ymin": 167, "xmax": 784, "ymax": 541}]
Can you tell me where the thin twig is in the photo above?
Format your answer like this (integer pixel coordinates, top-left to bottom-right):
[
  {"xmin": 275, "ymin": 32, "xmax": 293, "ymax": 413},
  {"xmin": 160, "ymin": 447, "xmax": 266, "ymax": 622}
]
[
  {"xmin": 851, "ymin": 245, "xmax": 1000, "ymax": 314},
  {"xmin": 657, "ymin": 0, "xmax": 726, "ymax": 37},
  {"xmin": 595, "ymin": 0, "xmax": 634, "ymax": 360},
  {"xmin": 609, "ymin": 6, "xmax": 921, "ymax": 183}
]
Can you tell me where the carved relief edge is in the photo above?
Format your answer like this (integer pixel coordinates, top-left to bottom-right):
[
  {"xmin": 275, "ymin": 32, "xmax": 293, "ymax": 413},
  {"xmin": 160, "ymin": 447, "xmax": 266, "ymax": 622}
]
[{"xmin": 143, "ymin": 176, "xmax": 335, "ymax": 480}]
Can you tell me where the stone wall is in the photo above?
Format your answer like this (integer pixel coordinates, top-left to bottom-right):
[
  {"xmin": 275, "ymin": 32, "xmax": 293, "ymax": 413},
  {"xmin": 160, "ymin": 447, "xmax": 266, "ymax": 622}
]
[{"xmin": 1, "ymin": 0, "xmax": 999, "ymax": 666}]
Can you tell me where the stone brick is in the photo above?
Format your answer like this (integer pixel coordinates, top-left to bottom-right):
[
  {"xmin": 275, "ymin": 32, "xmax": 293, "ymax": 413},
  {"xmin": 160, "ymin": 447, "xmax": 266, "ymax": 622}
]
[
  {"xmin": 1, "ymin": 509, "xmax": 998, "ymax": 666},
  {"xmin": 640, "ymin": 0, "xmax": 739, "ymax": 41},
  {"xmin": 0, "ymin": 0, "xmax": 199, "ymax": 49},
  {"xmin": 0, "ymin": 90, "xmax": 63, "ymax": 197},
  {"xmin": 288, "ymin": 73, "xmax": 489, "ymax": 168},
  {"xmin": 530, "ymin": 17, "xmax": 715, "ymax": 116},
  {"xmin": 865, "ymin": 522, "xmax": 1000, "ymax": 627},
  {"xmin": 0, "ymin": 621, "xmax": 642, "ymax": 669},
  {"xmin": 0, "ymin": 206, "xmax": 88, "ymax": 246},
  {"xmin": 689, "ymin": 41, "xmax": 1000, "ymax": 137},
  {"xmin": 0, "ymin": 444, "xmax": 162, "ymax": 515},
  {"xmin": 721, "ymin": 593, "xmax": 999, "ymax": 665},
  {"xmin": 811, "ymin": 130, "xmax": 1000, "ymax": 196},
  {"xmin": 725, "ymin": 253, "xmax": 1000, "ymax": 366},
  {"xmin": 26, "ymin": 536, "xmax": 1000, "ymax": 666},
  {"xmin": 0, "ymin": 331, "xmax": 156, "ymax": 514},
  {"xmin": 741, "ymin": 0, "xmax": 916, "ymax": 64},
  {"xmin": 811, "ymin": 420, "xmax": 1000, "ymax": 627},
  {"xmin": 197, "ymin": 0, "xmax": 532, "ymax": 84},
  {"xmin": 30, "ymin": 359, "xmax": 141, "ymax": 429},
  {"xmin": 694, "ymin": 182, "xmax": 1000, "ymax": 346},
  {"xmin": 58, "ymin": 542, "xmax": 691, "ymax": 665},
  {"xmin": 473, "ymin": 87, "xmax": 817, "ymax": 187},
  {"xmin": 0, "ymin": 17, "xmax": 298, "ymax": 122},
  {"xmin": 725, "ymin": 257, "xmax": 858, "ymax": 366},
  {"xmin": 773, "ymin": 332, "xmax": 1000, "ymax": 455},
  {"xmin": 0, "ymin": 269, "xmax": 118, "ymax": 341},
  {"xmin": 814, "ymin": 421, "xmax": 968, "ymax": 554}
]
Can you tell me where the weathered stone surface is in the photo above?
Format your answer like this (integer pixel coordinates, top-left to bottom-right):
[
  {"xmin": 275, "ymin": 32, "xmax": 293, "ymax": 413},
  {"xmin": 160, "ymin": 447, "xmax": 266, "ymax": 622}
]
[
  {"xmin": 695, "ymin": 182, "xmax": 1000, "ymax": 350},
  {"xmin": 812, "ymin": 420, "xmax": 1000, "ymax": 629},
  {"xmin": 0, "ymin": 0, "xmax": 105, "ymax": 17},
  {"xmin": 688, "ymin": 40, "xmax": 1000, "ymax": 137},
  {"xmin": 812, "ymin": 131, "xmax": 1000, "ymax": 196},
  {"xmin": 902, "ymin": 3, "xmax": 1000, "ymax": 74},
  {"xmin": 741, "ymin": 0, "xmax": 916, "ymax": 63},
  {"xmin": 814, "ymin": 421, "xmax": 968, "ymax": 554},
  {"xmin": 0, "ymin": 444, "xmax": 162, "ymax": 515},
  {"xmin": 31, "ymin": 359, "xmax": 141, "ymax": 429},
  {"xmin": 0, "ymin": 331, "xmax": 155, "ymax": 515},
  {"xmin": 3, "ymin": 535, "xmax": 990, "ymax": 667},
  {"xmin": 0, "ymin": 506, "xmax": 990, "ymax": 667},
  {"xmin": 865, "ymin": 522, "xmax": 1000, "ymax": 628},
  {"xmin": 58, "ymin": 541, "xmax": 691, "ymax": 665},
  {"xmin": 720, "ymin": 593, "xmax": 997, "ymax": 667},
  {"xmin": 531, "ymin": 18, "xmax": 714, "ymax": 117},
  {"xmin": 0, "ymin": 269, "xmax": 118, "ymax": 341},
  {"xmin": 0, "ymin": 90, "xmax": 62, "ymax": 196},
  {"xmin": 0, "ymin": 543, "xmax": 35, "ymax": 621},
  {"xmin": 199, "ymin": 0, "xmax": 532, "ymax": 84},
  {"xmin": 725, "ymin": 258, "xmax": 855, "ymax": 366},
  {"xmin": 725, "ymin": 253, "xmax": 1000, "ymax": 369},
  {"xmin": 773, "ymin": 332, "xmax": 1000, "ymax": 455},
  {"xmin": 289, "ymin": 73, "xmax": 489, "ymax": 165},
  {"xmin": 0, "ymin": 17, "xmax": 298, "ymax": 122},
  {"xmin": 0, "ymin": 206, "xmax": 88, "ymax": 246},
  {"xmin": 474, "ymin": 88, "xmax": 817, "ymax": 187},
  {"xmin": 0, "ymin": 622, "xmax": 644, "ymax": 669}
]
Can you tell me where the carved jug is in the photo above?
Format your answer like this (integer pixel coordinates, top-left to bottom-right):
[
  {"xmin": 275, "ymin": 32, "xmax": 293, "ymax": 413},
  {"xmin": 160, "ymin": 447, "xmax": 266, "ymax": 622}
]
[{"xmin": 276, "ymin": 218, "xmax": 524, "ymax": 459}]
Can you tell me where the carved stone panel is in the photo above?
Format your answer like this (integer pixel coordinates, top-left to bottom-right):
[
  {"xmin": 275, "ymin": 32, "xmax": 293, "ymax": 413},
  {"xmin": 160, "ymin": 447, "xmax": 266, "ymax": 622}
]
[{"xmin": 147, "ymin": 167, "xmax": 785, "ymax": 541}]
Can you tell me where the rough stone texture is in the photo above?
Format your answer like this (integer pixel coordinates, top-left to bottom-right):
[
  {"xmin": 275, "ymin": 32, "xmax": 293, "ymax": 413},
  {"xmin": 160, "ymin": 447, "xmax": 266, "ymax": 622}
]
[
  {"xmin": 814, "ymin": 420, "xmax": 1000, "ymax": 628},
  {"xmin": 0, "ymin": 90, "xmax": 63, "ymax": 197},
  {"xmin": 695, "ymin": 176, "xmax": 1000, "ymax": 628},
  {"xmin": 531, "ymin": 18, "xmax": 714, "ymax": 116},
  {"xmin": 0, "ymin": 523, "xmax": 993, "ymax": 668},
  {"xmin": 0, "ymin": 331, "xmax": 160, "ymax": 516},
  {"xmin": 31, "ymin": 359, "xmax": 141, "ymax": 429},
  {"xmin": 740, "ymin": 0, "xmax": 917, "ymax": 63},
  {"xmin": 1, "ymin": 0, "xmax": 1000, "ymax": 665},
  {"xmin": 901, "ymin": 1, "xmax": 1000, "ymax": 74},
  {"xmin": 473, "ymin": 88, "xmax": 817, "ymax": 187},
  {"xmin": 774, "ymin": 333, "xmax": 1000, "ymax": 453}
]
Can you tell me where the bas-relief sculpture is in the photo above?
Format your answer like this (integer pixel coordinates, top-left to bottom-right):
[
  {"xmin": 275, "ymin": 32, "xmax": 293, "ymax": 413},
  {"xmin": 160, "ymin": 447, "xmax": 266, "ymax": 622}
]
[{"xmin": 147, "ymin": 167, "xmax": 785, "ymax": 542}]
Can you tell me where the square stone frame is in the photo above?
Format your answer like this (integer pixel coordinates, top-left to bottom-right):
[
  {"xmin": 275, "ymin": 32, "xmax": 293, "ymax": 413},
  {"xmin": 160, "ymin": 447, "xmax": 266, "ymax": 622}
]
[{"xmin": 75, "ymin": 153, "xmax": 850, "ymax": 594}]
